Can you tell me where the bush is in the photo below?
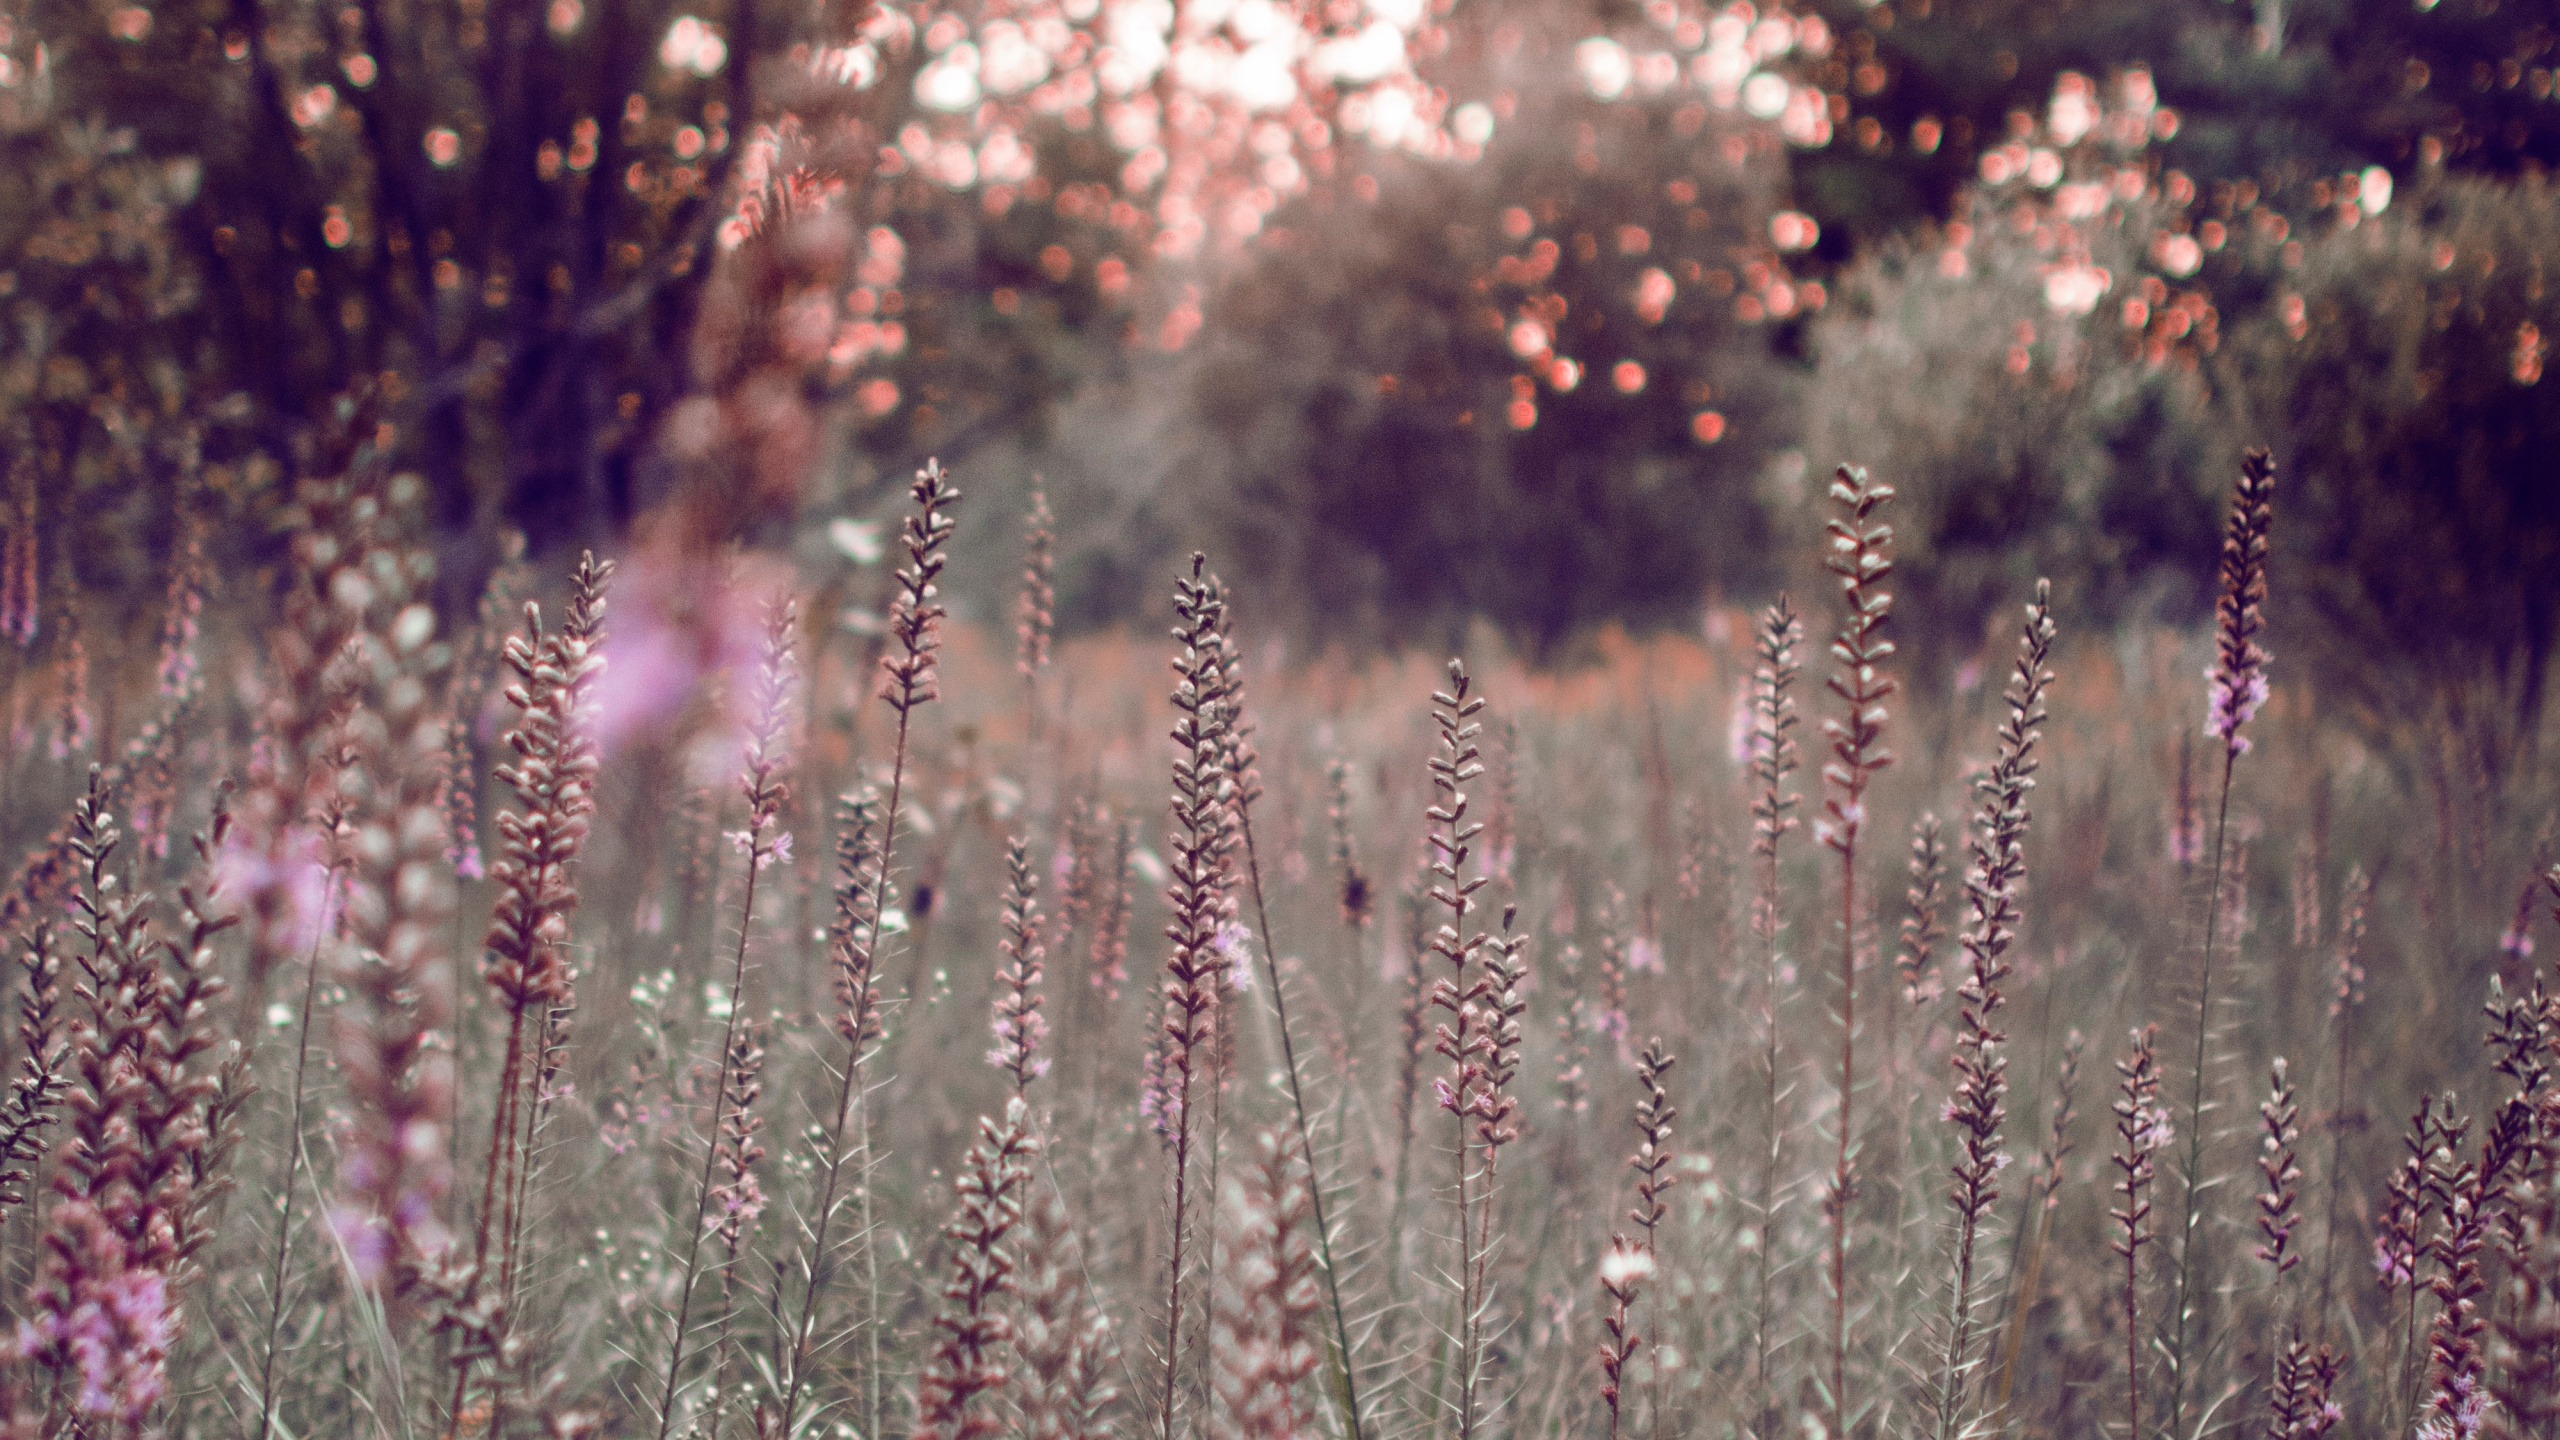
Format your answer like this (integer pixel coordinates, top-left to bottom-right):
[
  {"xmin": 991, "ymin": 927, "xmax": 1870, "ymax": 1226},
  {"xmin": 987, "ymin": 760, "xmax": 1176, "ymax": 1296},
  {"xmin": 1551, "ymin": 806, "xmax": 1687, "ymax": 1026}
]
[
  {"xmin": 2231, "ymin": 174, "xmax": 2560, "ymax": 790},
  {"xmin": 1802, "ymin": 101, "xmax": 2231, "ymax": 679},
  {"xmin": 1173, "ymin": 5, "xmax": 1812, "ymax": 655}
]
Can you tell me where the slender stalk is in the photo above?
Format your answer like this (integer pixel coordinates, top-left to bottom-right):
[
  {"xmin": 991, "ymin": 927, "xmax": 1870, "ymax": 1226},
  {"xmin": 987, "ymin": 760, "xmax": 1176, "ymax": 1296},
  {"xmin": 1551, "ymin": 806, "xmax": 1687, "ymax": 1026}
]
[
  {"xmin": 1933, "ymin": 581, "xmax": 2054, "ymax": 1439},
  {"xmin": 2163, "ymin": 740, "xmax": 2238, "ymax": 1429},
  {"xmin": 1631, "ymin": 1040, "xmax": 1676, "ymax": 1440},
  {"xmin": 1819, "ymin": 465, "xmax": 1897, "ymax": 1439},
  {"xmin": 448, "ymin": 555, "xmax": 613, "ymax": 1438},
  {"xmin": 1463, "ymin": 912, "xmax": 1529, "ymax": 1440},
  {"xmin": 2314, "ymin": 867, "xmax": 2369, "ymax": 1327},
  {"xmin": 2168, "ymin": 449, "xmax": 2277, "ymax": 1436},
  {"xmin": 1213, "ymin": 608, "xmax": 1368, "ymax": 1440},
  {"xmin": 1152, "ymin": 555, "xmax": 1237, "ymax": 1440},
  {"xmin": 1747, "ymin": 598, "xmax": 1803, "ymax": 1439},
  {"xmin": 2114, "ymin": 1026, "xmax": 2166, "ymax": 1440},
  {"xmin": 653, "ymin": 600, "xmax": 796, "ymax": 1440},
  {"xmin": 774, "ymin": 463, "xmax": 957, "ymax": 1438},
  {"xmin": 1831, "ymin": 826, "xmax": 1858, "ymax": 1436},
  {"xmin": 702, "ymin": 1023, "xmax": 768, "ymax": 1440},
  {"xmin": 254, "ymin": 864, "xmax": 343, "ymax": 1440},
  {"xmin": 1422, "ymin": 660, "xmax": 1493, "ymax": 1440},
  {"xmin": 1599, "ymin": 1237, "xmax": 1650, "ymax": 1440},
  {"xmin": 653, "ymin": 833, "xmax": 768, "ymax": 1440}
]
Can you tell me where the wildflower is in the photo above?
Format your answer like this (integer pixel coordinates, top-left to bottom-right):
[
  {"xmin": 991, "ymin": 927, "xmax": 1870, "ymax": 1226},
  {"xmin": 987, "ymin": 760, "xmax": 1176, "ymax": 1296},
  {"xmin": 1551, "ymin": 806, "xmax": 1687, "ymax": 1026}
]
[
  {"xmin": 2206, "ymin": 450, "xmax": 2276, "ymax": 758},
  {"xmin": 2205, "ymin": 668, "xmax": 2269, "ymax": 755},
  {"xmin": 17, "ymin": 1258, "xmax": 173, "ymax": 1423},
  {"xmin": 2415, "ymin": 1373, "xmax": 2488, "ymax": 1440},
  {"xmin": 1214, "ymin": 920, "xmax": 1255, "ymax": 993},
  {"xmin": 987, "ymin": 1011, "xmax": 1052, "ymax": 1080},
  {"xmin": 1599, "ymin": 1241, "xmax": 1656, "ymax": 1287},
  {"xmin": 2136, "ymin": 1106, "xmax": 2174, "ymax": 1152}
]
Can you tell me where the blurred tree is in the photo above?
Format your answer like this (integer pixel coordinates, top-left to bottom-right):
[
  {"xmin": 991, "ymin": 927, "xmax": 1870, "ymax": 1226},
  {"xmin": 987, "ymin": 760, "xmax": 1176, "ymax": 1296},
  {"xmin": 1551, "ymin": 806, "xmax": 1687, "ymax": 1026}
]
[
  {"xmin": 0, "ymin": 0, "xmax": 782, "ymax": 604},
  {"xmin": 1793, "ymin": 0, "xmax": 2559, "ymax": 248},
  {"xmin": 0, "ymin": 0, "xmax": 1442, "ymax": 614},
  {"xmin": 2234, "ymin": 174, "xmax": 2560, "ymax": 787},
  {"xmin": 1801, "ymin": 68, "xmax": 2232, "ymax": 678},
  {"xmin": 1184, "ymin": 0, "xmax": 1813, "ymax": 653}
]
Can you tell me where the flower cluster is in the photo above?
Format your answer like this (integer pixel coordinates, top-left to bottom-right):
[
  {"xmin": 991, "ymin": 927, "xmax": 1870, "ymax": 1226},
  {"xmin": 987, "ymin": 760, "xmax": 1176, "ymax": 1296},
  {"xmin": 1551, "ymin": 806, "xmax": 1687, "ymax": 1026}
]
[
  {"xmin": 2206, "ymin": 449, "xmax": 2276, "ymax": 755},
  {"xmin": 989, "ymin": 837, "xmax": 1051, "ymax": 1089}
]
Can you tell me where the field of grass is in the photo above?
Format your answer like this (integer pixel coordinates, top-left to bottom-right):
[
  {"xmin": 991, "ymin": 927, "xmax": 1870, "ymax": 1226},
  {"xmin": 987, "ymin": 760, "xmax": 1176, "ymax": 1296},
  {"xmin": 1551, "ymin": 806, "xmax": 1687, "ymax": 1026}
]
[{"xmin": 0, "ymin": 451, "xmax": 2549, "ymax": 1440}]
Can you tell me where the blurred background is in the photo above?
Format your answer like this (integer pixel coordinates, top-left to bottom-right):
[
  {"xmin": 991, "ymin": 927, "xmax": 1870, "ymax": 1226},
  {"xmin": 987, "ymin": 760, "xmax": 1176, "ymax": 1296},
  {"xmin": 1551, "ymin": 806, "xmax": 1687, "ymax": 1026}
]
[{"xmin": 1, "ymin": 0, "xmax": 2553, "ymax": 781}]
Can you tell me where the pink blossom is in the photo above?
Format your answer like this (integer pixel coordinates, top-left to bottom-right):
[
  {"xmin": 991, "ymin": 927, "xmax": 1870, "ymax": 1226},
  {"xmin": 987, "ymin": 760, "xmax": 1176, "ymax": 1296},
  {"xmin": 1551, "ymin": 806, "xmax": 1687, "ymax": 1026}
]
[
  {"xmin": 330, "ymin": 1205, "xmax": 397, "ymax": 1286},
  {"xmin": 2372, "ymin": 1233, "xmax": 2414, "ymax": 1288},
  {"xmin": 216, "ymin": 821, "xmax": 337, "ymax": 955},
  {"xmin": 2417, "ymin": 1373, "xmax": 2489, "ymax": 1440},
  {"xmin": 590, "ymin": 549, "xmax": 788, "ymax": 756},
  {"xmin": 728, "ymin": 828, "xmax": 793, "ymax": 870},
  {"xmin": 988, "ymin": 1008, "xmax": 1053, "ymax": 1078},
  {"xmin": 16, "ymin": 1234, "xmax": 173, "ymax": 1424},
  {"xmin": 1213, "ymin": 921, "xmax": 1255, "ymax": 992},
  {"xmin": 2207, "ymin": 666, "xmax": 2269, "ymax": 754}
]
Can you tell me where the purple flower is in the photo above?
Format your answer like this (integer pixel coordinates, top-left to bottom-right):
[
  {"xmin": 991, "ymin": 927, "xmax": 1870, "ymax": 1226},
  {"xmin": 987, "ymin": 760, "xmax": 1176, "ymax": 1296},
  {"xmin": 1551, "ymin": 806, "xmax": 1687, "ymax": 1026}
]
[
  {"xmin": 216, "ymin": 823, "xmax": 337, "ymax": 955},
  {"xmin": 2373, "ymin": 1233, "xmax": 2414, "ymax": 1288},
  {"xmin": 2207, "ymin": 666, "xmax": 2269, "ymax": 755},
  {"xmin": 987, "ymin": 1009, "xmax": 1052, "ymax": 1078},
  {"xmin": 2168, "ymin": 811, "xmax": 2203, "ymax": 867},
  {"xmin": 591, "ymin": 550, "xmax": 787, "ymax": 756},
  {"xmin": 14, "ymin": 1243, "xmax": 173, "ymax": 1424},
  {"xmin": 728, "ymin": 828, "xmax": 792, "ymax": 870},
  {"xmin": 331, "ymin": 1205, "xmax": 397, "ymax": 1286},
  {"xmin": 1213, "ymin": 921, "xmax": 1255, "ymax": 992},
  {"xmin": 2417, "ymin": 1372, "xmax": 2489, "ymax": 1440}
]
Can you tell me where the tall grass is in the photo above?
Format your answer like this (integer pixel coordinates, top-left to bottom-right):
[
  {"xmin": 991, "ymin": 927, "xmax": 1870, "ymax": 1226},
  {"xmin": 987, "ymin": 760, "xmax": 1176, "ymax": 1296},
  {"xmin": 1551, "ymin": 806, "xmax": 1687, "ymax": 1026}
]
[{"xmin": 0, "ymin": 441, "xmax": 2547, "ymax": 1440}]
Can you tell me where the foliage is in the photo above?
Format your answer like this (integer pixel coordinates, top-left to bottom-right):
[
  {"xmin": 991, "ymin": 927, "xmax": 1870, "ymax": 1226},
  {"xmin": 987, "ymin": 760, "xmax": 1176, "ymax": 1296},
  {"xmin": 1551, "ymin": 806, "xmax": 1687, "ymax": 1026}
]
[
  {"xmin": 1801, "ymin": 70, "xmax": 2229, "ymax": 673},
  {"xmin": 1179, "ymin": 0, "xmax": 1812, "ymax": 653},
  {"xmin": 2232, "ymin": 173, "xmax": 2560, "ymax": 786},
  {"xmin": 1796, "ymin": 0, "xmax": 2560, "ymax": 248}
]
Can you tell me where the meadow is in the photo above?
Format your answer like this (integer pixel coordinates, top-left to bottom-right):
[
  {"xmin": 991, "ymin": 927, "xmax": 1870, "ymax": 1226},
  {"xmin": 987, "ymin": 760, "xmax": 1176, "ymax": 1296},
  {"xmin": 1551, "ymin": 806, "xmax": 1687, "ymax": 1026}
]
[{"xmin": 0, "ymin": 441, "xmax": 2546, "ymax": 1440}]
